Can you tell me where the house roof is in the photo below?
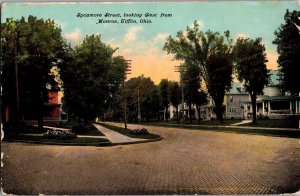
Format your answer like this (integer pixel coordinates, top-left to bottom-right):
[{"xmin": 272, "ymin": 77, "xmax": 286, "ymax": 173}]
[
  {"xmin": 226, "ymin": 82, "xmax": 248, "ymax": 95},
  {"xmin": 257, "ymin": 95, "xmax": 300, "ymax": 102}
]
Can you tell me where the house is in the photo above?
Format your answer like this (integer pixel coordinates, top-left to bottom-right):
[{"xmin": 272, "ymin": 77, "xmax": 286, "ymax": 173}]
[
  {"xmin": 169, "ymin": 82, "xmax": 250, "ymax": 121},
  {"xmin": 168, "ymin": 70, "xmax": 299, "ymax": 121},
  {"xmin": 245, "ymin": 70, "xmax": 300, "ymax": 119},
  {"xmin": 224, "ymin": 83, "xmax": 249, "ymax": 119},
  {"xmin": 43, "ymin": 90, "xmax": 61, "ymax": 119}
]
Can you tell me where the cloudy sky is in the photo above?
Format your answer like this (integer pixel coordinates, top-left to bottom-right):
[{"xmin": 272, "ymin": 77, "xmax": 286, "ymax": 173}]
[{"xmin": 2, "ymin": 1, "xmax": 299, "ymax": 83}]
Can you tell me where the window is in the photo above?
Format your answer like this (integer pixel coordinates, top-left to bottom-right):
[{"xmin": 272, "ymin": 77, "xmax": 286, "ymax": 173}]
[
  {"xmin": 229, "ymin": 107, "xmax": 237, "ymax": 113},
  {"xmin": 229, "ymin": 96, "xmax": 233, "ymax": 102}
]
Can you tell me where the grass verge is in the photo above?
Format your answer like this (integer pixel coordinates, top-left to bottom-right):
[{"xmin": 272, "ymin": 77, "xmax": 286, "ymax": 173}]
[
  {"xmin": 3, "ymin": 134, "xmax": 110, "ymax": 145},
  {"xmin": 98, "ymin": 123, "xmax": 161, "ymax": 139},
  {"xmin": 165, "ymin": 119, "xmax": 243, "ymax": 126},
  {"xmin": 240, "ymin": 119, "xmax": 299, "ymax": 128},
  {"xmin": 132, "ymin": 122, "xmax": 300, "ymax": 138}
]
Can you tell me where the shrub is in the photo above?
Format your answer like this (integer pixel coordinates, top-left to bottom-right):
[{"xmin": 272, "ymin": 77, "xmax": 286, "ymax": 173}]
[
  {"xmin": 43, "ymin": 129, "xmax": 77, "ymax": 140},
  {"xmin": 71, "ymin": 124, "xmax": 85, "ymax": 133},
  {"xmin": 130, "ymin": 128, "xmax": 149, "ymax": 135}
]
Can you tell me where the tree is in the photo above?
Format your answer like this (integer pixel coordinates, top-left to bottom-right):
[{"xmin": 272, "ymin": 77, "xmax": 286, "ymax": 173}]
[
  {"xmin": 168, "ymin": 81, "xmax": 181, "ymax": 123},
  {"xmin": 1, "ymin": 16, "xmax": 66, "ymax": 131},
  {"xmin": 159, "ymin": 79, "xmax": 170, "ymax": 122},
  {"xmin": 60, "ymin": 35, "xmax": 127, "ymax": 123},
  {"xmin": 163, "ymin": 21, "xmax": 233, "ymax": 123},
  {"xmin": 273, "ymin": 10, "xmax": 300, "ymax": 95},
  {"xmin": 181, "ymin": 62, "xmax": 206, "ymax": 123},
  {"xmin": 193, "ymin": 90, "xmax": 207, "ymax": 124},
  {"xmin": 232, "ymin": 37, "xmax": 270, "ymax": 124},
  {"xmin": 125, "ymin": 75, "xmax": 160, "ymax": 122}
]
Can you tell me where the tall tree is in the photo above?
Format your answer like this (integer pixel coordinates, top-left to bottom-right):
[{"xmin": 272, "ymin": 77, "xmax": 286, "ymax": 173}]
[
  {"xmin": 60, "ymin": 35, "xmax": 127, "ymax": 123},
  {"xmin": 232, "ymin": 37, "xmax": 270, "ymax": 124},
  {"xmin": 159, "ymin": 79, "xmax": 170, "ymax": 122},
  {"xmin": 168, "ymin": 81, "xmax": 181, "ymax": 123},
  {"xmin": 1, "ymin": 16, "xmax": 66, "ymax": 131},
  {"xmin": 273, "ymin": 9, "xmax": 300, "ymax": 95},
  {"xmin": 125, "ymin": 75, "xmax": 160, "ymax": 122},
  {"xmin": 193, "ymin": 90, "xmax": 208, "ymax": 124},
  {"xmin": 163, "ymin": 21, "xmax": 233, "ymax": 123},
  {"xmin": 181, "ymin": 62, "xmax": 207, "ymax": 123}
]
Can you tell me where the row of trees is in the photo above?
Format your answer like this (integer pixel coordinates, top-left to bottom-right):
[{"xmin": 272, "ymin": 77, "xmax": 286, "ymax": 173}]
[
  {"xmin": 1, "ymin": 16, "xmax": 128, "ymax": 131},
  {"xmin": 164, "ymin": 23, "xmax": 269, "ymax": 124},
  {"xmin": 104, "ymin": 75, "xmax": 206, "ymax": 124},
  {"xmin": 1, "ymin": 9, "xmax": 299, "ymax": 131},
  {"xmin": 164, "ymin": 9, "xmax": 300, "ymax": 124},
  {"xmin": 1, "ymin": 16, "xmax": 66, "ymax": 130}
]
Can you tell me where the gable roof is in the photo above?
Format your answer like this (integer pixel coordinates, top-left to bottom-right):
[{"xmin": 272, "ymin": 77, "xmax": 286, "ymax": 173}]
[{"xmin": 226, "ymin": 82, "xmax": 248, "ymax": 95}]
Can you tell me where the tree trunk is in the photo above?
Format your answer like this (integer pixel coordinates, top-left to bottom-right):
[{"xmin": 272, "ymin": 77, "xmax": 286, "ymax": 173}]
[
  {"xmin": 216, "ymin": 104, "xmax": 224, "ymax": 124},
  {"xmin": 189, "ymin": 102, "xmax": 192, "ymax": 124},
  {"xmin": 196, "ymin": 105, "xmax": 201, "ymax": 124},
  {"xmin": 165, "ymin": 107, "xmax": 168, "ymax": 122},
  {"xmin": 251, "ymin": 93, "xmax": 257, "ymax": 124},
  {"xmin": 38, "ymin": 89, "xmax": 43, "ymax": 131},
  {"xmin": 176, "ymin": 106, "xmax": 179, "ymax": 123}
]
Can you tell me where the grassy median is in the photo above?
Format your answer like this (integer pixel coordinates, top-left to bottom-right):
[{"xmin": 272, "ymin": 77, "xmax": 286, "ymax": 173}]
[{"xmin": 98, "ymin": 123, "xmax": 161, "ymax": 140}]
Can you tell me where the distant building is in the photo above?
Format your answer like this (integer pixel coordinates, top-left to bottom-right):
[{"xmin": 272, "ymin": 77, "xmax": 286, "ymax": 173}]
[
  {"xmin": 44, "ymin": 90, "xmax": 61, "ymax": 119},
  {"xmin": 224, "ymin": 83, "xmax": 249, "ymax": 119},
  {"xmin": 245, "ymin": 70, "xmax": 300, "ymax": 119},
  {"xmin": 167, "ymin": 70, "xmax": 299, "ymax": 121}
]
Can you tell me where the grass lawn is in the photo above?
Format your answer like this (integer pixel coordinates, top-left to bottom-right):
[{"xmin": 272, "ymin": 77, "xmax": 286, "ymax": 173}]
[
  {"xmin": 45, "ymin": 121, "xmax": 104, "ymax": 136},
  {"xmin": 241, "ymin": 119, "xmax": 299, "ymax": 128},
  {"xmin": 148, "ymin": 119, "xmax": 243, "ymax": 126},
  {"xmin": 3, "ymin": 134, "xmax": 110, "ymax": 144},
  {"xmin": 99, "ymin": 123, "xmax": 161, "ymax": 140},
  {"xmin": 125, "ymin": 121, "xmax": 300, "ymax": 138}
]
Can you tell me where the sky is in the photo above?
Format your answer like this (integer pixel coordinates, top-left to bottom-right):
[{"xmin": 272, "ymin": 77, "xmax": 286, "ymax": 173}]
[{"xmin": 2, "ymin": 1, "xmax": 300, "ymax": 84}]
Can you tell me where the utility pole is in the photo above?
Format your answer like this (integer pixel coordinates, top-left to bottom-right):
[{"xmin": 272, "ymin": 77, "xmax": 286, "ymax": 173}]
[
  {"xmin": 124, "ymin": 60, "xmax": 131, "ymax": 130},
  {"xmin": 175, "ymin": 64, "xmax": 186, "ymax": 123},
  {"xmin": 138, "ymin": 89, "xmax": 141, "ymax": 123},
  {"xmin": 14, "ymin": 29, "xmax": 20, "ymax": 131}
]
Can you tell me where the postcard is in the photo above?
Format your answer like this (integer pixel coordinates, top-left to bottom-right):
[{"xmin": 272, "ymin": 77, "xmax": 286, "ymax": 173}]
[{"xmin": 1, "ymin": 1, "xmax": 300, "ymax": 195}]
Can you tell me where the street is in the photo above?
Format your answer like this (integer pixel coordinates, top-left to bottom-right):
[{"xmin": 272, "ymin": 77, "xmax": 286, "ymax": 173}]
[{"xmin": 2, "ymin": 124, "xmax": 300, "ymax": 195}]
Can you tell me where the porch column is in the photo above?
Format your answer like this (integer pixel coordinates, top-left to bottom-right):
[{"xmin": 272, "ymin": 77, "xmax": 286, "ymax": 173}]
[
  {"xmin": 268, "ymin": 102, "xmax": 271, "ymax": 114},
  {"xmin": 296, "ymin": 100, "xmax": 298, "ymax": 114},
  {"xmin": 262, "ymin": 102, "xmax": 265, "ymax": 115},
  {"xmin": 290, "ymin": 101, "xmax": 292, "ymax": 114},
  {"xmin": 256, "ymin": 104, "xmax": 258, "ymax": 114}
]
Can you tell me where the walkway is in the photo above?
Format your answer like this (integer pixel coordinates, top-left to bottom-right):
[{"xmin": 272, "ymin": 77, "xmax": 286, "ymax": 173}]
[
  {"xmin": 230, "ymin": 120, "xmax": 252, "ymax": 126},
  {"xmin": 93, "ymin": 123, "xmax": 147, "ymax": 144}
]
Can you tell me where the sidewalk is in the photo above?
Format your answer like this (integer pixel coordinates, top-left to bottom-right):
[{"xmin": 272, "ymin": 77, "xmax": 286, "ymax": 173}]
[
  {"xmin": 93, "ymin": 123, "xmax": 148, "ymax": 144},
  {"xmin": 230, "ymin": 120, "xmax": 252, "ymax": 126}
]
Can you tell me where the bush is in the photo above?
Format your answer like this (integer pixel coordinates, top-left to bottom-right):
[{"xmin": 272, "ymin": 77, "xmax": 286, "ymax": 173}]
[
  {"xmin": 43, "ymin": 129, "xmax": 77, "ymax": 140},
  {"xmin": 71, "ymin": 124, "xmax": 85, "ymax": 133},
  {"xmin": 130, "ymin": 128, "xmax": 149, "ymax": 135}
]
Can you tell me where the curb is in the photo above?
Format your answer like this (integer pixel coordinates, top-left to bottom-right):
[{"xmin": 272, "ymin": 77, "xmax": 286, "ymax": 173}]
[
  {"xmin": 2, "ymin": 139, "xmax": 112, "ymax": 147},
  {"xmin": 109, "ymin": 136, "xmax": 163, "ymax": 146},
  {"xmin": 3, "ymin": 136, "xmax": 163, "ymax": 147}
]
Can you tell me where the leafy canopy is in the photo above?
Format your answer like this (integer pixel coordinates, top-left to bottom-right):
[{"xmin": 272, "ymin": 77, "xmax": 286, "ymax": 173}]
[
  {"xmin": 273, "ymin": 9, "xmax": 300, "ymax": 95},
  {"xmin": 163, "ymin": 21, "xmax": 233, "ymax": 122},
  {"xmin": 60, "ymin": 35, "xmax": 128, "ymax": 122}
]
